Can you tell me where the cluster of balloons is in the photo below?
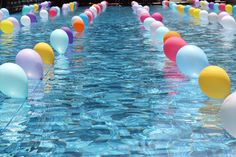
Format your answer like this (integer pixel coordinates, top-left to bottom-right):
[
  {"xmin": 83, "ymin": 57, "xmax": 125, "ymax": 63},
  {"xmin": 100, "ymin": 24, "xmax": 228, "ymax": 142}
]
[
  {"xmin": 62, "ymin": 1, "xmax": 78, "ymax": 15},
  {"xmin": 72, "ymin": 1, "xmax": 108, "ymax": 33},
  {"xmin": 0, "ymin": 42, "xmax": 55, "ymax": 99},
  {"xmin": 132, "ymin": 1, "xmax": 231, "ymax": 100},
  {"xmin": 163, "ymin": 1, "xmax": 236, "ymax": 30},
  {"xmin": 22, "ymin": 1, "xmax": 51, "ymax": 15}
]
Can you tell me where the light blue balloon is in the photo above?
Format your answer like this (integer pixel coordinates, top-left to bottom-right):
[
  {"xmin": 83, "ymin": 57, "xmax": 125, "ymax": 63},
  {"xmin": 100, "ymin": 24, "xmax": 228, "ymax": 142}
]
[
  {"xmin": 29, "ymin": 5, "xmax": 34, "ymax": 12},
  {"xmin": 176, "ymin": 45, "xmax": 209, "ymax": 78},
  {"xmin": 22, "ymin": 6, "xmax": 31, "ymax": 15},
  {"xmin": 172, "ymin": 4, "xmax": 177, "ymax": 11},
  {"xmin": 213, "ymin": 3, "xmax": 219, "ymax": 13},
  {"xmin": 169, "ymin": 2, "xmax": 174, "ymax": 9},
  {"xmin": 1, "ymin": 8, "xmax": 9, "ymax": 19},
  {"xmin": 233, "ymin": 5, "xmax": 236, "ymax": 17},
  {"xmin": 0, "ymin": 63, "xmax": 28, "ymax": 99},
  {"xmin": 144, "ymin": 17, "xmax": 155, "ymax": 31},
  {"xmin": 80, "ymin": 13, "xmax": 89, "ymax": 28},
  {"xmin": 155, "ymin": 26, "xmax": 169, "ymax": 42},
  {"xmin": 50, "ymin": 29, "xmax": 69, "ymax": 55},
  {"xmin": 184, "ymin": 5, "xmax": 191, "ymax": 15}
]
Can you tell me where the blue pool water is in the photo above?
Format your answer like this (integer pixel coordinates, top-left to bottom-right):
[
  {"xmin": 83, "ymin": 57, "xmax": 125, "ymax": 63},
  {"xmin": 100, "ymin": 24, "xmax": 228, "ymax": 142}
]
[{"xmin": 1, "ymin": 5, "xmax": 236, "ymax": 156}]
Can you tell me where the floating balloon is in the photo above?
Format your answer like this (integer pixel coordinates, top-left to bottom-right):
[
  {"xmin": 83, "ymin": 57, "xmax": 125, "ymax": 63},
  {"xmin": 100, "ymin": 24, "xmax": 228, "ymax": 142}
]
[
  {"xmin": 49, "ymin": 8, "xmax": 57, "ymax": 18},
  {"xmin": 71, "ymin": 16, "xmax": 83, "ymax": 25},
  {"xmin": 16, "ymin": 49, "xmax": 43, "ymax": 80},
  {"xmin": 164, "ymin": 37, "xmax": 187, "ymax": 61},
  {"xmin": 218, "ymin": 12, "xmax": 230, "ymax": 24},
  {"xmin": 144, "ymin": 17, "xmax": 156, "ymax": 31},
  {"xmin": 155, "ymin": 26, "xmax": 170, "ymax": 42},
  {"xmin": 1, "ymin": 8, "xmax": 9, "ymax": 19},
  {"xmin": 208, "ymin": 12, "xmax": 218, "ymax": 24},
  {"xmin": 150, "ymin": 21, "xmax": 164, "ymax": 34},
  {"xmin": 199, "ymin": 10, "xmax": 209, "ymax": 22},
  {"xmin": 213, "ymin": 3, "xmax": 220, "ymax": 13},
  {"xmin": 61, "ymin": 27, "xmax": 73, "ymax": 44},
  {"xmin": 208, "ymin": 2, "xmax": 214, "ymax": 10},
  {"xmin": 220, "ymin": 92, "xmax": 236, "ymax": 137},
  {"xmin": 189, "ymin": 7, "xmax": 195, "ymax": 17},
  {"xmin": 34, "ymin": 42, "xmax": 54, "ymax": 65},
  {"xmin": 73, "ymin": 20, "xmax": 85, "ymax": 33},
  {"xmin": 193, "ymin": 8, "xmax": 201, "ymax": 18},
  {"xmin": 20, "ymin": 15, "xmax": 31, "ymax": 27},
  {"xmin": 176, "ymin": 45, "xmax": 209, "ymax": 78},
  {"xmin": 0, "ymin": 63, "xmax": 28, "ymax": 99},
  {"xmin": 219, "ymin": 3, "xmax": 226, "ymax": 12},
  {"xmin": 90, "ymin": 6, "xmax": 98, "ymax": 18},
  {"xmin": 198, "ymin": 66, "xmax": 230, "ymax": 99},
  {"xmin": 8, "ymin": 17, "xmax": 20, "ymax": 32},
  {"xmin": 22, "ymin": 5, "xmax": 31, "ymax": 15},
  {"xmin": 163, "ymin": 31, "xmax": 181, "ymax": 43},
  {"xmin": 0, "ymin": 20, "xmax": 14, "ymax": 34},
  {"xmin": 50, "ymin": 29, "xmax": 69, "ymax": 55},
  {"xmin": 225, "ymin": 4, "xmax": 233, "ymax": 14},
  {"xmin": 140, "ymin": 12, "xmax": 150, "ymax": 23},
  {"xmin": 152, "ymin": 12, "xmax": 163, "ymax": 22},
  {"xmin": 233, "ymin": 5, "xmax": 236, "ymax": 17},
  {"xmin": 34, "ymin": 4, "xmax": 39, "ymax": 12},
  {"xmin": 69, "ymin": 2, "xmax": 75, "ymax": 12},
  {"xmin": 79, "ymin": 13, "xmax": 89, "ymax": 27},
  {"xmin": 27, "ymin": 13, "xmax": 37, "ymax": 23},
  {"xmin": 40, "ymin": 10, "xmax": 48, "ymax": 19},
  {"xmin": 221, "ymin": 15, "xmax": 236, "ymax": 30},
  {"xmin": 84, "ymin": 10, "xmax": 93, "ymax": 23},
  {"xmin": 184, "ymin": 5, "xmax": 191, "ymax": 15}
]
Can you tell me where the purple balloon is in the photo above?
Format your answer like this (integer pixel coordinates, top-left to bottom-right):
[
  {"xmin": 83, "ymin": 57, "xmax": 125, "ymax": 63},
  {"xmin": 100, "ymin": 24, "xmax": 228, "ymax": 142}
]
[
  {"xmin": 61, "ymin": 27, "xmax": 73, "ymax": 44},
  {"xmin": 16, "ymin": 49, "xmax": 44, "ymax": 80},
  {"xmin": 48, "ymin": 2, "xmax": 51, "ymax": 7},
  {"xmin": 39, "ymin": 4, "xmax": 42, "ymax": 11},
  {"xmin": 27, "ymin": 13, "xmax": 37, "ymax": 23},
  {"xmin": 209, "ymin": 2, "xmax": 214, "ymax": 10}
]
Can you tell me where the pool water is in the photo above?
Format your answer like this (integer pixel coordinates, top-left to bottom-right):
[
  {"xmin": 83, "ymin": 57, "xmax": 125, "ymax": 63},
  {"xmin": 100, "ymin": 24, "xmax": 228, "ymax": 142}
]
[{"xmin": 1, "ymin": 5, "xmax": 236, "ymax": 156}]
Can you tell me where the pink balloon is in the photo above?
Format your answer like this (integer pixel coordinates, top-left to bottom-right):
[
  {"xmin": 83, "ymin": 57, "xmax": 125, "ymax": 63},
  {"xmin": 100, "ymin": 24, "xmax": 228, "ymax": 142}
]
[
  {"xmin": 164, "ymin": 37, "xmax": 187, "ymax": 62},
  {"xmin": 152, "ymin": 12, "xmax": 163, "ymax": 22},
  {"xmin": 140, "ymin": 13, "xmax": 150, "ymax": 23}
]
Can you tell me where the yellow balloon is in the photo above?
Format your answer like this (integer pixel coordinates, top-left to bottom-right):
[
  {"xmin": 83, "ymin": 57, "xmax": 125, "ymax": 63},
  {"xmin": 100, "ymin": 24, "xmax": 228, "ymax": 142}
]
[
  {"xmin": 34, "ymin": 4, "xmax": 39, "ymax": 12},
  {"xmin": 179, "ymin": 5, "xmax": 184, "ymax": 14},
  {"xmin": 225, "ymin": 4, "xmax": 232, "ymax": 14},
  {"xmin": 193, "ymin": 9, "xmax": 200, "ymax": 18},
  {"xmin": 69, "ymin": 2, "xmax": 74, "ymax": 12},
  {"xmin": 0, "ymin": 20, "xmax": 14, "ymax": 34},
  {"xmin": 199, "ymin": 66, "xmax": 231, "ymax": 99},
  {"xmin": 177, "ymin": 5, "xmax": 183, "ymax": 13},
  {"xmin": 189, "ymin": 7, "xmax": 195, "ymax": 17},
  {"xmin": 34, "ymin": 42, "xmax": 55, "ymax": 65}
]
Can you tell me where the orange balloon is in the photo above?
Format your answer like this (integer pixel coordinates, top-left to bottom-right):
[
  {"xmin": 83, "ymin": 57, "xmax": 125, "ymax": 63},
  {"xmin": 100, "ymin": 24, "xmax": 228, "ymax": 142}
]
[
  {"xmin": 73, "ymin": 20, "xmax": 85, "ymax": 33},
  {"xmin": 163, "ymin": 31, "xmax": 181, "ymax": 43}
]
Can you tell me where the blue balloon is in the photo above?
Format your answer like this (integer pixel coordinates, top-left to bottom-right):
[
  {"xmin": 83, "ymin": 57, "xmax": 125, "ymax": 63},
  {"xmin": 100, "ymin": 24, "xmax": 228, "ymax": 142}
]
[
  {"xmin": 22, "ymin": 6, "xmax": 30, "ymax": 15},
  {"xmin": 1, "ymin": 8, "xmax": 9, "ymax": 19},
  {"xmin": 184, "ymin": 5, "xmax": 191, "ymax": 15},
  {"xmin": 213, "ymin": 3, "xmax": 219, "ymax": 13},
  {"xmin": 233, "ymin": 5, "xmax": 236, "ymax": 17},
  {"xmin": 176, "ymin": 45, "xmax": 209, "ymax": 78},
  {"xmin": 169, "ymin": 2, "xmax": 174, "ymax": 9},
  {"xmin": 0, "ymin": 63, "xmax": 28, "ymax": 98},
  {"xmin": 50, "ymin": 29, "xmax": 69, "ymax": 55},
  {"xmin": 79, "ymin": 13, "xmax": 89, "ymax": 28}
]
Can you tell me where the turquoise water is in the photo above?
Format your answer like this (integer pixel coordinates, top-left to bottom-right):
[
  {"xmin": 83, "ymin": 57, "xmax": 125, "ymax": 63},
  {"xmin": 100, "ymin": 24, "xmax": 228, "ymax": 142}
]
[{"xmin": 0, "ymin": 6, "xmax": 236, "ymax": 156}]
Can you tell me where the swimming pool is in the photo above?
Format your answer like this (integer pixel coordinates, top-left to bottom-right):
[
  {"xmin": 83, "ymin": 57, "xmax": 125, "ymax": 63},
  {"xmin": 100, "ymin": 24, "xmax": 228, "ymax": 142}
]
[{"xmin": 0, "ymin": 5, "xmax": 236, "ymax": 156}]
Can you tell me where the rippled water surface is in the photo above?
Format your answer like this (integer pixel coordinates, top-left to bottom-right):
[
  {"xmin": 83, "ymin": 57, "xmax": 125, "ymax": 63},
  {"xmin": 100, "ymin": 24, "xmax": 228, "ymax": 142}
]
[{"xmin": 0, "ymin": 6, "xmax": 236, "ymax": 156}]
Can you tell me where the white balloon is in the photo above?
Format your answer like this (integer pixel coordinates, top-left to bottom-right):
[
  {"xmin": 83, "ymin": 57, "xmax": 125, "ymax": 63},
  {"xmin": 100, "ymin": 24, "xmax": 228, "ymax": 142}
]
[
  {"xmin": 208, "ymin": 12, "xmax": 218, "ymax": 24},
  {"xmin": 40, "ymin": 10, "xmax": 48, "ymax": 19},
  {"xmin": 218, "ymin": 12, "xmax": 229, "ymax": 24},
  {"xmin": 220, "ymin": 92, "xmax": 236, "ymax": 137},
  {"xmin": 221, "ymin": 15, "xmax": 236, "ymax": 30},
  {"xmin": 8, "ymin": 17, "xmax": 20, "ymax": 32},
  {"xmin": 143, "ymin": 17, "xmax": 156, "ymax": 31},
  {"xmin": 90, "ymin": 6, "xmax": 97, "ymax": 18},
  {"xmin": 20, "ymin": 15, "xmax": 31, "ymax": 27},
  {"xmin": 199, "ymin": 10, "xmax": 209, "ymax": 21},
  {"xmin": 71, "ymin": 16, "xmax": 83, "ymax": 25}
]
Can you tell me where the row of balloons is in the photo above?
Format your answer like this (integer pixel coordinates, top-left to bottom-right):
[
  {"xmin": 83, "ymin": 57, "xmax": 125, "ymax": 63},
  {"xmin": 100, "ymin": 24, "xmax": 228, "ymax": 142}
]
[
  {"xmin": 133, "ymin": 1, "xmax": 236, "ymax": 137},
  {"xmin": 0, "ymin": 1, "xmax": 79, "ymax": 34},
  {"xmin": 22, "ymin": 1, "xmax": 52, "ymax": 15},
  {"xmin": 192, "ymin": 0, "xmax": 236, "ymax": 16},
  {"xmin": 0, "ymin": 1, "xmax": 108, "ymax": 99},
  {"xmin": 163, "ymin": 1, "xmax": 236, "ymax": 30}
]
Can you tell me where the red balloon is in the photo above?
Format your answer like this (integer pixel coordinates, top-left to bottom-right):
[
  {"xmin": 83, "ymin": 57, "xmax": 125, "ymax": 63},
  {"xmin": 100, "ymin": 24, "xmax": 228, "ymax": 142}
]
[
  {"xmin": 219, "ymin": 3, "xmax": 226, "ymax": 12},
  {"xmin": 94, "ymin": 5, "xmax": 101, "ymax": 14},
  {"xmin": 164, "ymin": 37, "xmax": 187, "ymax": 62},
  {"xmin": 49, "ymin": 8, "xmax": 57, "ymax": 17},
  {"xmin": 152, "ymin": 12, "xmax": 163, "ymax": 22},
  {"xmin": 164, "ymin": 1, "xmax": 169, "ymax": 7},
  {"xmin": 84, "ymin": 10, "xmax": 93, "ymax": 23},
  {"xmin": 98, "ymin": 3, "xmax": 103, "ymax": 12},
  {"xmin": 140, "ymin": 13, "xmax": 150, "ymax": 23}
]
